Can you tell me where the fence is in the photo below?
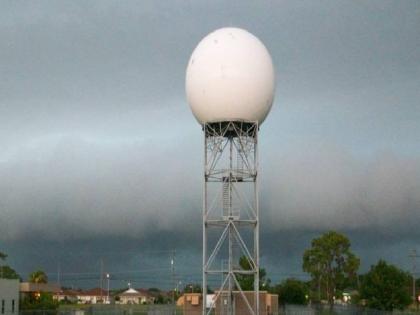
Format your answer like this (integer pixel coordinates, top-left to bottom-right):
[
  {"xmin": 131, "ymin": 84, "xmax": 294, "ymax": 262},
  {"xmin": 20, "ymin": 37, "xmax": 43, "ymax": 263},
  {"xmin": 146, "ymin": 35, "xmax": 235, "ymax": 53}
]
[
  {"xmin": 20, "ymin": 305, "xmax": 181, "ymax": 315},
  {"xmin": 279, "ymin": 305, "xmax": 420, "ymax": 315},
  {"xmin": 19, "ymin": 305, "xmax": 420, "ymax": 315}
]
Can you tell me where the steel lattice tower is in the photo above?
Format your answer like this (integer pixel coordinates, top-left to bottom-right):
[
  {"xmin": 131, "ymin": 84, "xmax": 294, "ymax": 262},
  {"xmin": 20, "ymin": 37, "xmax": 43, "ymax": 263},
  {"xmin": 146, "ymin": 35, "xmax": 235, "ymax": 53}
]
[{"xmin": 202, "ymin": 121, "xmax": 259, "ymax": 315}]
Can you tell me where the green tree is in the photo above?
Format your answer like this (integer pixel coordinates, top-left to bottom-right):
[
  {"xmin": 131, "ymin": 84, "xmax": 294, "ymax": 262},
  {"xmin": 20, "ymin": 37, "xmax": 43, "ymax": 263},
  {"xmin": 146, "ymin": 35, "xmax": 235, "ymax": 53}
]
[
  {"xmin": 415, "ymin": 278, "xmax": 420, "ymax": 299},
  {"xmin": 274, "ymin": 278, "xmax": 308, "ymax": 305},
  {"xmin": 236, "ymin": 256, "xmax": 270, "ymax": 290},
  {"xmin": 302, "ymin": 231, "xmax": 360, "ymax": 306},
  {"xmin": 0, "ymin": 251, "xmax": 20, "ymax": 280},
  {"xmin": 360, "ymin": 260, "xmax": 411, "ymax": 311},
  {"xmin": 29, "ymin": 270, "xmax": 48, "ymax": 284},
  {"xmin": 155, "ymin": 294, "xmax": 165, "ymax": 304},
  {"xmin": 0, "ymin": 251, "xmax": 7, "ymax": 278},
  {"xmin": 148, "ymin": 287, "xmax": 160, "ymax": 292},
  {"xmin": 0, "ymin": 265, "xmax": 20, "ymax": 280}
]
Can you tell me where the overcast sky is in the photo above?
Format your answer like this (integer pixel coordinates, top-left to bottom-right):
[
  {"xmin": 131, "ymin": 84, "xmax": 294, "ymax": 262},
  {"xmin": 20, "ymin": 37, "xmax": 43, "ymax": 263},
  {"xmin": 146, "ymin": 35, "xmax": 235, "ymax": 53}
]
[{"xmin": 1, "ymin": 0, "xmax": 419, "ymax": 289}]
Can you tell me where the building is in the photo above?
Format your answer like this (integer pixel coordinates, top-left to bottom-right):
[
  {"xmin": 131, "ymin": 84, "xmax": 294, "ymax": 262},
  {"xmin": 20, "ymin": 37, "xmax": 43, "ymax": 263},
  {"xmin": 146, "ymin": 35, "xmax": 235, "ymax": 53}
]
[
  {"xmin": 0, "ymin": 279, "xmax": 19, "ymax": 315},
  {"xmin": 215, "ymin": 291, "xmax": 267, "ymax": 315},
  {"xmin": 53, "ymin": 288, "xmax": 110, "ymax": 304},
  {"xmin": 77, "ymin": 288, "xmax": 108, "ymax": 304},
  {"xmin": 180, "ymin": 291, "xmax": 278, "ymax": 315},
  {"xmin": 341, "ymin": 289, "xmax": 358, "ymax": 304},
  {"xmin": 116, "ymin": 288, "xmax": 155, "ymax": 305},
  {"xmin": 19, "ymin": 282, "xmax": 60, "ymax": 300},
  {"xmin": 266, "ymin": 293, "xmax": 278, "ymax": 315},
  {"xmin": 176, "ymin": 295, "xmax": 184, "ymax": 307},
  {"xmin": 181, "ymin": 293, "xmax": 202, "ymax": 315},
  {"xmin": 53, "ymin": 289, "xmax": 80, "ymax": 303}
]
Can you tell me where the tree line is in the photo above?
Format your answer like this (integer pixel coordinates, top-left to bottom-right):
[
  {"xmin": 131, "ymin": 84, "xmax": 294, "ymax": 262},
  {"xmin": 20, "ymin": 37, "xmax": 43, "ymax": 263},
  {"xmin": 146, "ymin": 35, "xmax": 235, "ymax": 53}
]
[
  {"xmin": 1, "ymin": 231, "xmax": 417, "ymax": 311},
  {"xmin": 211, "ymin": 231, "xmax": 415, "ymax": 311},
  {"xmin": 270, "ymin": 231, "xmax": 413, "ymax": 311}
]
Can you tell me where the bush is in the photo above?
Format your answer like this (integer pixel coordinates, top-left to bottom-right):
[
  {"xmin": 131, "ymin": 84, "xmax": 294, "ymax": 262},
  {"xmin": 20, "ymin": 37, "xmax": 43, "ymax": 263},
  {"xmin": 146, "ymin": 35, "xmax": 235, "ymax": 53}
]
[
  {"xmin": 20, "ymin": 292, "xmax": 59, "ymax": 310},
  {"xmin": 275, "ymin": 278, "xmax": 308, "ymax": 305}
]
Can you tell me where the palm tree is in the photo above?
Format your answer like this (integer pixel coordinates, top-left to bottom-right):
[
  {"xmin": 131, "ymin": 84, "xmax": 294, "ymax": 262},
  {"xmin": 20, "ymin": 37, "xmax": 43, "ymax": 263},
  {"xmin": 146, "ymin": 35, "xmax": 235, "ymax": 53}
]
[{"xmin": 29, "ymin": 270, "xmax": 48, "ymax": 284}]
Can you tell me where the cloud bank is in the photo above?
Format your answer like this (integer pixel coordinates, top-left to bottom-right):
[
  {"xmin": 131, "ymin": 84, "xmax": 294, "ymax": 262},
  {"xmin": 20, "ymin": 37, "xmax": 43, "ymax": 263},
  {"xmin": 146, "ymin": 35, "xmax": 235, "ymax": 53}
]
[{"xmin": 1, "ymin": 136, "xmax": 419, "ymax": 245}]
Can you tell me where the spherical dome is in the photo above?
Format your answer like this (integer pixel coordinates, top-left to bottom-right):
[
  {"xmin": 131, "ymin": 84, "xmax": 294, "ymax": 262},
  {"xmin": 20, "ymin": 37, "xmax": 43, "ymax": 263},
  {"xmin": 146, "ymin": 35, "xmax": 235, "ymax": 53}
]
[{"xmin": 186, "ymin": 27, "xmax": 275, "ymax": 125}]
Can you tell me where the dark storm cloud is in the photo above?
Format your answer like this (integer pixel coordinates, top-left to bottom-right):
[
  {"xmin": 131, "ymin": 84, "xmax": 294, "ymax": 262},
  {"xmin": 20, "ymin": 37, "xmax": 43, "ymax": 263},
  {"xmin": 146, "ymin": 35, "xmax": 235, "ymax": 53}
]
[
  {"xmin": 1, "ymin": 135, "xmax": 419, "ymax": 245},
  {"xmin": 1, "ymin": 0, "xmax": 420, "ymax": 284},
  {"xmin": 0, "ymin": 133, "xmax": 202, "ymax": 240},
  {"xmin": 263, "ymin": 144, "xmax": 420, "ymax": 232}
]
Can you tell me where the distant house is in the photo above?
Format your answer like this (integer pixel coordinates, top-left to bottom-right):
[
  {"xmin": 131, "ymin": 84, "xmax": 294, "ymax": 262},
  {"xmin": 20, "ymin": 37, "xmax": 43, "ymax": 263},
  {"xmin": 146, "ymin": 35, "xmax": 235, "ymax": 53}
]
[
  {"xmin": 116, "ymin": 288, "xmax": 155, "ymax": 305},
  {"xmin": 19, "ymin": 282, "xmax": 60, "ymax": 300},
  {"xmin": 53, "ymin": 288, "xmax": 110, "ymax": 304},
  {"xmin": 77, "ymin": 288, "xmax": 108, "ymax": 304},
  {"xmin": 341, "ymin": 289, "xmax": 358, "ymax": 304},
  {"xmin": 0, "ymin": 279, "xmax": 19, "ymax": 315},
  {"xmin": 53, "ymin": 289, "xmax": 79, "ymax": 303}
]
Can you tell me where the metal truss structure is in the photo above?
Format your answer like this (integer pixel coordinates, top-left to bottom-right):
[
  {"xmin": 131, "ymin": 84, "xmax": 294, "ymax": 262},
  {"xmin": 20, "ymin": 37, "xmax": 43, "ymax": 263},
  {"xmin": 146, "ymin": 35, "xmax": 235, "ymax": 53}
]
[{"xmin": 202, "ymin": 121, "xmax": 259, "ymax": 315}]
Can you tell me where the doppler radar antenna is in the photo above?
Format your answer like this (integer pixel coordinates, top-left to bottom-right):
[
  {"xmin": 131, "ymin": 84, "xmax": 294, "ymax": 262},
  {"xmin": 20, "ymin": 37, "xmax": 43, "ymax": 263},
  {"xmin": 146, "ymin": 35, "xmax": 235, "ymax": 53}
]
[{"xmin": 186, "ymin": 27, "xmax": 275, "ymax": 315}]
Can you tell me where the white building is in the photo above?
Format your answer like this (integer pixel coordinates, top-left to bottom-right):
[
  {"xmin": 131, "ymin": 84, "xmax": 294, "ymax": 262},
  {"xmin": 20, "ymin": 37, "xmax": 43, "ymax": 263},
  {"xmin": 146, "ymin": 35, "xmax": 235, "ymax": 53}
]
[
  {"xmin": 77, "ymin": 288, "xmax": 108, "ymax": 304},
  {"xmin": 117, "ymin": 288, "xmax": 154, "ymax": 305},
  {"xmin": 0, "ymin": 279, "xmax": 19, "ymax": 315}
]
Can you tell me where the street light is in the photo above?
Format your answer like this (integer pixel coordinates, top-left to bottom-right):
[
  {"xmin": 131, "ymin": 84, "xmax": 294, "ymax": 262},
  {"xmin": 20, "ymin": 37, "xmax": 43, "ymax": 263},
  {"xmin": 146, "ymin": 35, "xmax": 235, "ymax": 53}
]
[
  {"xmin": 171, "ymin": 255, "xmax": 175, "ymax": 315},
  {"xmin": 106, "ymin": 273, "xmax": 110, "ymax": 304}
]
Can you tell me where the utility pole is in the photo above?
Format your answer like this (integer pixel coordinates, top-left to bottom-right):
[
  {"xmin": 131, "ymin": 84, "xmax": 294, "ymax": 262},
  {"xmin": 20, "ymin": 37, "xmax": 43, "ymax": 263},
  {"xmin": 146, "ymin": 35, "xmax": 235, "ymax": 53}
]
[
  {"xmin": 57, "ymin": 262, "xmax": 61, "ymax": 288},
  {"xmin": 409, "ymin": 250, "xmax": 419, "ymax": 305},
  {"xmin": 171, "ymin": 250, "xmax": 176, "ymax": 315},
  {"xmin": 177, "ymin": 281, "xmax": 182, "ymax": 295},
  {"xmin": 100, "ymin": 259, "xmax": 104, "ymax": 303},
  {"xmin": 106, "ymin": 273, "xmax": 110, "ymax": 304}
]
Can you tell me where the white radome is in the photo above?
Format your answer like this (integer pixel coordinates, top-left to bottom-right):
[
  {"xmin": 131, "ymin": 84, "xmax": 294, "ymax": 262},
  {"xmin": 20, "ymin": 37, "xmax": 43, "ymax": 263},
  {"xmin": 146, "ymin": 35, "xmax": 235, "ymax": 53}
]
[{"xmin": 186, "ymin": 27, "xmax": 275, "ymax": 125}]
